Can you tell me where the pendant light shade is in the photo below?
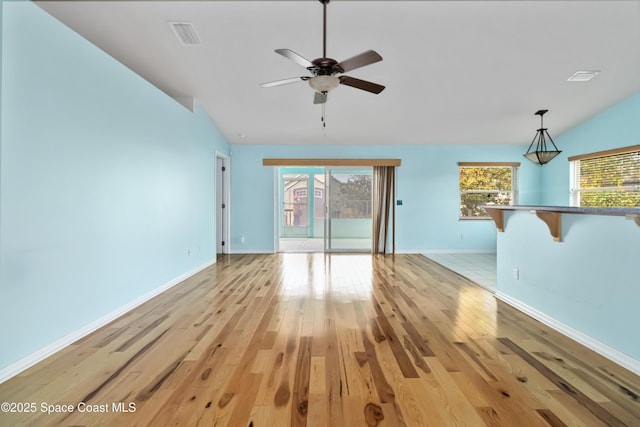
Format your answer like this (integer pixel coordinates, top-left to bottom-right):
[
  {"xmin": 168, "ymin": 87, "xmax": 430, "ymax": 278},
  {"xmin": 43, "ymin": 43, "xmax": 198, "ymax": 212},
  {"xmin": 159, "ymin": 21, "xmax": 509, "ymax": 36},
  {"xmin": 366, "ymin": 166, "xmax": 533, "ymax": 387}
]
[{"xmin": 523, "ymin": 109, "xmax": 562, "ymax": 165}]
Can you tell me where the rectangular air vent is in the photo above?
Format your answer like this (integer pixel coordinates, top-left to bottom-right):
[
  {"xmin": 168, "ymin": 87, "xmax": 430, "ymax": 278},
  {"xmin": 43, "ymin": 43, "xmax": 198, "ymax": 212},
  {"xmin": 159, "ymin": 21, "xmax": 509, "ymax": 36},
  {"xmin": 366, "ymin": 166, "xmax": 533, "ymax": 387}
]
[
  {"xmin": 169, "ymin": 22, "xmax": 201, "ymax": 45},
  {"xmin": 567, "ymin": 70, "xmax": 600, "ymax": 82}
]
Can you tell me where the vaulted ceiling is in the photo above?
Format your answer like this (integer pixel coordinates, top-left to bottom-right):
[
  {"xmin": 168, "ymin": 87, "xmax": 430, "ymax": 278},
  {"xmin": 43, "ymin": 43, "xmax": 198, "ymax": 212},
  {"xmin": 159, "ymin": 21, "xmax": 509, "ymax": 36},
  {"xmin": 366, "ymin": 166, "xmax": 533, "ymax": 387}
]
[{"xmin": 36, "ymin": 1, "xmax": 640, "ymax": 146}]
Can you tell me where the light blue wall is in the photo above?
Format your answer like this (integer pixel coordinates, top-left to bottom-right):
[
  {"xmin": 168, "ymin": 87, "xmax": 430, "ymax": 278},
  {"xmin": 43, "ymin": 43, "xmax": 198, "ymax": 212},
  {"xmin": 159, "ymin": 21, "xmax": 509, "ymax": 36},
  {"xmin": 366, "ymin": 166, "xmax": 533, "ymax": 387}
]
[
  {"xmin": 0, "ymin": 2, "xmax": 230, "ymax": 371},
  {"xmin": 496, "ymin": 92, "xmax": 640, "ymax": 365},
  {"xmin": 541, "ymin": 92, "xmax": 640, "ymax": 205},
  {"xmin": 1, "ymin": 1, "xmax": 4, "ymax": 284},
  {"xmin": 230, "ymin": 144, "xmax": 541, "ymax": 252},
  {"xmin": 497, "ymin": 211, "xmax": 640, "ymax": 362}
]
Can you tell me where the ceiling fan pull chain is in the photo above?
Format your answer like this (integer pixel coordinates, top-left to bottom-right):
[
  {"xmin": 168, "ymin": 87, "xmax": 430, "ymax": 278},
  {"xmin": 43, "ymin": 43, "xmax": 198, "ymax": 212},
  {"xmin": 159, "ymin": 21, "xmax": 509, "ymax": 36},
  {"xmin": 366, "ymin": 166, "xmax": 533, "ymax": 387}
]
[{"xmin": 321, "ymin": 102, "xmax": 326, "ymax": 128}]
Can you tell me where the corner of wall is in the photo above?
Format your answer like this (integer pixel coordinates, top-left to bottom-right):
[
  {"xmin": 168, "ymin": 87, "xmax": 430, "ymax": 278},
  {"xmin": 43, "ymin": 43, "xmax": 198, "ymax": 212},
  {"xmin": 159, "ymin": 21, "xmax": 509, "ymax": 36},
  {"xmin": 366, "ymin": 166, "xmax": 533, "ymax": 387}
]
[
  {"xmin": 0, "ymin": 1, "xmax": 230, "ymax": 374},
  {"xmin": 173, "ymin": 95, "xmax": 195, "ymax": 112},
  {"xmin": 1, "ymin": 0, "xmax": 5, "ymax": 280}
]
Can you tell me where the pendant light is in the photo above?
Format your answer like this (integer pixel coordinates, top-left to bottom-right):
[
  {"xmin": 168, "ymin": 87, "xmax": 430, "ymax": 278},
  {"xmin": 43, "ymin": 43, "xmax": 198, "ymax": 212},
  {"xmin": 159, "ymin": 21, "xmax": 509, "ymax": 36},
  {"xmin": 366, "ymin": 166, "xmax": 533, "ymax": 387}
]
[{"xmin": 523, "ymin": 109, "xmax": 562, "ymax": 165}]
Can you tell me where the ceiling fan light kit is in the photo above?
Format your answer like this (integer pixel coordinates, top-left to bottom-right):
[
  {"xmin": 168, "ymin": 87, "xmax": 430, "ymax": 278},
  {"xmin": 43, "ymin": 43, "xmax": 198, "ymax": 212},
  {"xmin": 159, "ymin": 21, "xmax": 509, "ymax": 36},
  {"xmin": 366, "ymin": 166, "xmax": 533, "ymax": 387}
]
[
  {"xmin": 308, "ymin": 75, "xmax": 341, "ymax": 93},
  {"xmin": 260, "ymin": 0, "xmax": 385, "ymax": 109}
]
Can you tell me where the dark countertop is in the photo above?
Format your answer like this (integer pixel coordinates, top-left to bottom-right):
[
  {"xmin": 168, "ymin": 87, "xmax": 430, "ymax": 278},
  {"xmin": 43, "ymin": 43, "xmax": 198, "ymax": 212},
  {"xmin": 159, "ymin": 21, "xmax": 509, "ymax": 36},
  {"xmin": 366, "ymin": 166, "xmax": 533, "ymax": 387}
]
[{"xmin": 478, "ymin": 205, "xmax": 640, "ymax": 216}]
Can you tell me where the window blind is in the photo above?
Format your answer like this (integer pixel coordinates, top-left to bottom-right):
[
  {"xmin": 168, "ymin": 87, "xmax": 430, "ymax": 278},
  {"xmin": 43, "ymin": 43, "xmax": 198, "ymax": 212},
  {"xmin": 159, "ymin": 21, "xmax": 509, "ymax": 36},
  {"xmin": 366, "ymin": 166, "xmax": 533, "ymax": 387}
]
[{"xmin": 569, "ymin": 147, "xmax": 640, "ymax": 207}]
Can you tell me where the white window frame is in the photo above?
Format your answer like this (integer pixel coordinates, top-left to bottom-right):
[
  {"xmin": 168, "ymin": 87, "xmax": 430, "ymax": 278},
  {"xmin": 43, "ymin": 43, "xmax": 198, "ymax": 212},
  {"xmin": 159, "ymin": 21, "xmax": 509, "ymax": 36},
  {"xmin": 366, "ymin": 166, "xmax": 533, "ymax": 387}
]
[
  {"xmin": 293, "ymin": 188, "xmax": 307, "ymax": 198},
  {"xmin": 458, "ymin": 162, "xmax": 520, "ymax": 219},
  {"xmin": 569, "ymin": 145, "xmax": 640, "ymax": 207}
]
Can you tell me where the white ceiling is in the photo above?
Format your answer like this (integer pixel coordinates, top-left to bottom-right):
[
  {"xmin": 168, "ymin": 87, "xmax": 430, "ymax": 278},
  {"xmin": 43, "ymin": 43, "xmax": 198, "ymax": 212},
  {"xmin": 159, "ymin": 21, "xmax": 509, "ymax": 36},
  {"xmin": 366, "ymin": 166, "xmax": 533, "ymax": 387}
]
[{"xmin": 35, "ymin": 1, "xmax": 640, "ymax": 146}]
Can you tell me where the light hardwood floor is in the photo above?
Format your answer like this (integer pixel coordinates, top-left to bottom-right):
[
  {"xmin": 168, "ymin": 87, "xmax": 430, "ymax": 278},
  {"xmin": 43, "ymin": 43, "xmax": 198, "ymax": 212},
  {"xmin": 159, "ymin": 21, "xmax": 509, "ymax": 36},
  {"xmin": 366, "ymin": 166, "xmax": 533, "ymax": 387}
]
[{"xmin": 0, "ymin": 253, "xmax": 638, "ymax": 426}]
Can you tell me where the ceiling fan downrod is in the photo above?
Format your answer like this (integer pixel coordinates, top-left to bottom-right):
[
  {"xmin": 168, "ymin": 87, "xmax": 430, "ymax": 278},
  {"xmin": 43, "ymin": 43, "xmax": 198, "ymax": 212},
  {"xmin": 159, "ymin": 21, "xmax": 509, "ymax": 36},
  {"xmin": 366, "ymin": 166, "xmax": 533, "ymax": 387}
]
[{"xmin": 321, "ymin": 0, "xmax": 329, "ymax": 58}]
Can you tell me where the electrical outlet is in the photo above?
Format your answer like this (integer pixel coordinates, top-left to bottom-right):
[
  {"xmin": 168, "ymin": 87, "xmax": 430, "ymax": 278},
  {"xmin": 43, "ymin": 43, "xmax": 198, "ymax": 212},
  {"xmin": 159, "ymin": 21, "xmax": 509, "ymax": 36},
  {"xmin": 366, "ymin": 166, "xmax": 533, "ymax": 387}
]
[
  {"xmin": 513, "ymin": 268, "xmax": 519, "ymax": 280},
  {"xmin": 187, "ymin": 249, "xmax": 191, "ymax": 256}
]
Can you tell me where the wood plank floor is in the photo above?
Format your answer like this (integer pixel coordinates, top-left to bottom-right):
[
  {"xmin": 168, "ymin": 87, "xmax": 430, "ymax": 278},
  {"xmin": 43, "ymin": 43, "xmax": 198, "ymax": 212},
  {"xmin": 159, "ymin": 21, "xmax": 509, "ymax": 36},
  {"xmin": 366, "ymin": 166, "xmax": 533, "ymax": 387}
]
[{"xmin": 1, "ymin": 253, "xmax": 638, "ymax": 426}]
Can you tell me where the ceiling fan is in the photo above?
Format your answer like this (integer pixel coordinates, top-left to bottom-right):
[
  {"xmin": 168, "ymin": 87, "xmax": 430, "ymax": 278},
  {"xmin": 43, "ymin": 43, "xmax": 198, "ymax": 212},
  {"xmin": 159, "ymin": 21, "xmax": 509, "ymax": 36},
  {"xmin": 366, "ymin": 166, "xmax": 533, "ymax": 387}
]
[{"xmin": 260, "ymin": 0, "xmax": 385, "ymax": 105}]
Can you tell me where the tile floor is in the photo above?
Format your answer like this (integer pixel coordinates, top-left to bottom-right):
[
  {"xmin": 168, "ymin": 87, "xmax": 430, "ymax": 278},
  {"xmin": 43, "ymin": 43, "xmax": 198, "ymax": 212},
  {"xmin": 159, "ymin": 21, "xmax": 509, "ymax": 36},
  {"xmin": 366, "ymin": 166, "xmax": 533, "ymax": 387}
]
[
  {"xmin": 277, "ymin": 240, "xmax": 498, "ymax": 293},
  {"xmin": 423, "ymin": 252, "xmax": 497, "ymax": 293}
]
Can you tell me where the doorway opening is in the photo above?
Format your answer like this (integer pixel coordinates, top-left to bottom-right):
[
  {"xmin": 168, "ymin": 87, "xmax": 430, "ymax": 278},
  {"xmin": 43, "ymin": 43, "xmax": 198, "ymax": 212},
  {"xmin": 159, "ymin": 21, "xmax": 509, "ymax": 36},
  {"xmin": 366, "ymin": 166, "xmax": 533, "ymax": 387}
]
[{"xmin": 278, "ymin": 166, "xmax": 372, "ymax": 252}]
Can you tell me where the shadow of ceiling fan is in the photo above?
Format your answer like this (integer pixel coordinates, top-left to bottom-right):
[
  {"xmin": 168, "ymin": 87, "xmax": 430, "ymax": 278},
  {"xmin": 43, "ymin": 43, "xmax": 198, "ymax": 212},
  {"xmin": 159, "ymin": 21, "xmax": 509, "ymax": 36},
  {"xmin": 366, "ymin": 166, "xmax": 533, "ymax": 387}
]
[{"xmin": 260, "ymin": 0, "xmax": 385, "ymax": 105}]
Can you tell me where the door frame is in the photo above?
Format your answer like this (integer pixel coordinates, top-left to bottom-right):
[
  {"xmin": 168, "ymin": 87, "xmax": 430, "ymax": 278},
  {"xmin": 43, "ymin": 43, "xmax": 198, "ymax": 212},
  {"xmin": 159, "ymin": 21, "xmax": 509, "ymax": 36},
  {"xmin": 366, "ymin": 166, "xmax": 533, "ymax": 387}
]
[{"xmin": 215, "ymin": 152, "xmax": 230, "ymax": 256}]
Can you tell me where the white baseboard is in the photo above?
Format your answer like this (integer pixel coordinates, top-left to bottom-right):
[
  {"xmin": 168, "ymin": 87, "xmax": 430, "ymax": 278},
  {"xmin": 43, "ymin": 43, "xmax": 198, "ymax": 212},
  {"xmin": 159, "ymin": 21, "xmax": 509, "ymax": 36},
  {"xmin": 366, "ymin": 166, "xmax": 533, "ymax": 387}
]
[
  {"xmin": 226, "ymin": 249, "xmax": 496, "ymax": 255},
  {"xmin": 495, "ymin": 291, "xmax": 640, "ymax": 376},
  {"xmin": 0, "ymin": 259, "xmax": 216, "ymax": 384},
  {"xmin": 421, "ymin": 249, "xmax": 497, "ymax": 255},
  {"xmin": 228, "ymin": 249, "xmax": 275, "ymax": 254}
]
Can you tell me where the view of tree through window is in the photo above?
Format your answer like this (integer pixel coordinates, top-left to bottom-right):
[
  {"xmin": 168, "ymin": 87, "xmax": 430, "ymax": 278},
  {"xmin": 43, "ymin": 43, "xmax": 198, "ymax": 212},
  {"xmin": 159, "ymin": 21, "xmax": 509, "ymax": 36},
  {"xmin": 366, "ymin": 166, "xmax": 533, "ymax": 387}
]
[
  {"xmin": 331, "ymin": 174, "xmax": 372, "ymax": 218},
  {"xmin": 459, "ymin": 166, "xmax": 516, "ymax": 218},
  {"xmin": 571, "ymin": 150, "xmax": 640, "ymax": 207}
]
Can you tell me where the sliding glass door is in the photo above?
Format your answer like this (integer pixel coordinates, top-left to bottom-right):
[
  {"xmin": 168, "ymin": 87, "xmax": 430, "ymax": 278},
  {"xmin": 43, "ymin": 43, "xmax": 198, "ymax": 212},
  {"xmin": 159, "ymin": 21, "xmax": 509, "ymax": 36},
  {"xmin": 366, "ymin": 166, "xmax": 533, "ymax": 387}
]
[
  {"xmin": 324, "ymin": 167, "xmax": 372, "ymax": 252},
  {"xmin": 281, "ymin": 173, "xmax": 311, "ymax": 237},
  {"xmin": 279, "ymin": 167, "xmax": 372, "ymax": 252}
]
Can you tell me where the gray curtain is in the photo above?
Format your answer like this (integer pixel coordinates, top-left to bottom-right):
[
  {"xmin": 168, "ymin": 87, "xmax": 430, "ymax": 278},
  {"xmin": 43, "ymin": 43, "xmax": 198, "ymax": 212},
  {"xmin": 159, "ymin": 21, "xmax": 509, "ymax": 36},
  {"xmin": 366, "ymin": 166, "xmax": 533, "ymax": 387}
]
[{"xmin": 372, "ymin": 166, "xmax": 395, "ymax": 254}]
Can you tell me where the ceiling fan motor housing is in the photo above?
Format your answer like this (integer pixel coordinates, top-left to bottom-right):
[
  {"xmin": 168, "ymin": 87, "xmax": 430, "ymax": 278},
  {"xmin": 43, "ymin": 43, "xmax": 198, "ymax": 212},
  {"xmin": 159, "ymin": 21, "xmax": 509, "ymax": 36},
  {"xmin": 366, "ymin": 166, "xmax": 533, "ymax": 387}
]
[
  {"xmin": 308, "ymin": 57, "xmax": 343, "ymax": 93},
  {"xmin": 309, "ymin": 58, "xmax": 343, "ymax": 75}
]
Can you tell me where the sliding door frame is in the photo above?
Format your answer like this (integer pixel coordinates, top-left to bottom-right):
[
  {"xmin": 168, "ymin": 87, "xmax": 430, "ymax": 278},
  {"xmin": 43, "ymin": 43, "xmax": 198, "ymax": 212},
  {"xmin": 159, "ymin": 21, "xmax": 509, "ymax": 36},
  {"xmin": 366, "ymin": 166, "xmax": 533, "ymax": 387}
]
[{"xmin": 267, "ymin": 159, "xmax": 401, "ymax": 254}]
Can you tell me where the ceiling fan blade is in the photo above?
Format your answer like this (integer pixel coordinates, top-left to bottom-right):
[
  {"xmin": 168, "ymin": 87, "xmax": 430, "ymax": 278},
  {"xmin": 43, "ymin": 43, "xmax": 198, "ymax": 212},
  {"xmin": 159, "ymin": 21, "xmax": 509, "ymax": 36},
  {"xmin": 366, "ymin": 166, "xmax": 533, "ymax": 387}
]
[
  {"xmin": 313, "ymin": 92, "xmax": 328, "ymax": 104},
  {"xmin": 339, "ymin": 76, "xmax": 385, "ymax": 94},
  {"xmin": 275, "ymin": 49, "xmax": 314, "ymax": 68},
  {"xmin": 336, "ymin": 50, "xmax": 383, "ymax": 73},
  {"xmin": 260, "ymin": 76, "xmax": 310, "ymax": 88}
]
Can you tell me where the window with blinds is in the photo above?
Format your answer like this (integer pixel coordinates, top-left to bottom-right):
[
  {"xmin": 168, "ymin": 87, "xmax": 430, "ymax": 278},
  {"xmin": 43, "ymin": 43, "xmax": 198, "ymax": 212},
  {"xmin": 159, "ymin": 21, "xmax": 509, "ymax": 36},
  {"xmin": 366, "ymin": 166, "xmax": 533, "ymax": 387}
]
[
  {"xmin": 569, "ymin": 145, "xmax": 640, "ymax": 207},
  {"xmin": 458, "ymin": 162, "xmax": 519, "ymax": 219}
]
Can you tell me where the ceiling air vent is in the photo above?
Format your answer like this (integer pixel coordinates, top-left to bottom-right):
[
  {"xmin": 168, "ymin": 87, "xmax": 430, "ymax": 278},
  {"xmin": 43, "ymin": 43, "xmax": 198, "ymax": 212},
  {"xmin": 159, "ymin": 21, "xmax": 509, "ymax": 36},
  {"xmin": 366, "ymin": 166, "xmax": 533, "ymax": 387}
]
[
  {"xmin": 567, "ymin": 70, "xmax": 600, "ymax": 82},
  {"xmin": 169, "ymin": 22, "xmax": 201, "ymax": 46}
]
